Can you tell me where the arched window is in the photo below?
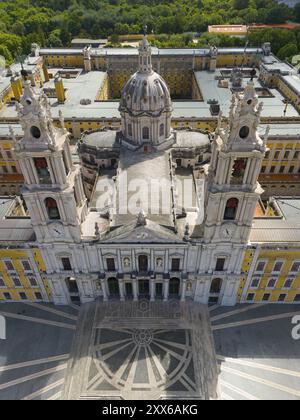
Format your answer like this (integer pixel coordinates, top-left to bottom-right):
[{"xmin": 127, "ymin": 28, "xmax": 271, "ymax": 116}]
[
  {"xmin": 224, "ymin": 198, "xmax": 239, "ymax": 220},
  {"xmin": 142, "ymin": 126, "xmax": 149, "ymax": 140},
  {"xmin": 45, "ymin": 197, "xmax": 60, "ymax": 220},
  {"xmin": 159, "ymin": 123, "xmax": 164, "ymax": 137},
  {"xmin": 34, "ymin": 157, "xmax": 51, "ymax": 184}
]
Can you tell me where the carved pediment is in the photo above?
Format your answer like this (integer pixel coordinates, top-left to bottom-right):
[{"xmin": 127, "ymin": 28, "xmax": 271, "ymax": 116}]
[{"xmin": 102, "ymin": 221, "xmax": 182, "ymax": 244}]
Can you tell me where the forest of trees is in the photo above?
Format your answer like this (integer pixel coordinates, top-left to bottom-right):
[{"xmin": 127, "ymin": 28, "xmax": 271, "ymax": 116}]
[{"xmin": 1, "ymin": 0, "xmax": 300, "ymax": 64}]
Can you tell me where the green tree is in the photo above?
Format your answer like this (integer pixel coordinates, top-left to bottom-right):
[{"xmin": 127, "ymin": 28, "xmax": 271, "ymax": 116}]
[
  {"xmin": 277, "ymin": 43, "xmax": 298, "ymax": 61},
  {"xmin": 0, "ymin": 45, "xmax": 13, "ymax": 65}
]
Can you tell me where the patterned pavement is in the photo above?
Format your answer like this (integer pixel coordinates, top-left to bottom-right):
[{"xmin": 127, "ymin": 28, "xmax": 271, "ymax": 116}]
[
  {"xmin": 0, "ymin": 301, "xmax": 300, "ymax": 400},
  {"xmin": 62, "ymin": 300, "xmax": 218, "ymax": 400}
]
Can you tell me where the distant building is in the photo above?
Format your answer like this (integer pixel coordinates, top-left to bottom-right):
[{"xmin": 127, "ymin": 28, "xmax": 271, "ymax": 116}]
[
  {"xmin": 208, "ymin": 25, "xmax": 248, "ymax": 37},
  {"xmin": 71, "ymin": 38, "xmax": 108, "ymax": 48},
  {"xmin": 208, "ymin": 23, "xmax": 300, "ymax": 37},
  {"xmin": 248, "ymin": 23, "xmax": 300, "ymax": 32}
]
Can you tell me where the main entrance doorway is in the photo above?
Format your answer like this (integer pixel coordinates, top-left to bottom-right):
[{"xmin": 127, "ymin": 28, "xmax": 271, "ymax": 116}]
[
  {"xmin": 139, "ymin": 279, "xmax": 150, "ymax": 297},
  {"xmin": 108, "ymin": 277, "xmax": 119, "ymax": 298},
  {"xmin": 65, "ymin": 277, "xmax": 80, "ymax": 303},
  {"xmin": 169, "ymin": 278, "xmax": 180, "ymax": 298},
  {"xmin": 209, "ymin": 278, "xmax": 223, "ymax": 303},
  {"xmin": 155, "ymin": 283, "xmax": 163, "ymax": 299},
  {"xmin": 125, "ymin": 282, "xmax": 133, "ymax": 299}
]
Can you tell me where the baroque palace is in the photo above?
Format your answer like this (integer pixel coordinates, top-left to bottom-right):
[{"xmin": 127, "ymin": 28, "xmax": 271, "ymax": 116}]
[{"xmin": 0, "ymin": 35, "xmax": 299, "ymax": 306}]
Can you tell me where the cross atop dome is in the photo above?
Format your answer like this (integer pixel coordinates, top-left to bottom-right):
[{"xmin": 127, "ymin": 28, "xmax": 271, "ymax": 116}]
[{"xmin": 138, "ymin": 25, "xmax": 152, "ymax": 74}]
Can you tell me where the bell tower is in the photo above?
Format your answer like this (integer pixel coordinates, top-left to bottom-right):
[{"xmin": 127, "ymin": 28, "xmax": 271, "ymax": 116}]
[
  {"xmin": 204, "ymin": 82, "xmax": 268, "ymax": 244},
  {"xmin": 15, "ymin": 77, "xmax": 87, "ymax": 243},
  {"xmin": 194, "ymin": 82, "xmax": 268, "ymax": 306}
]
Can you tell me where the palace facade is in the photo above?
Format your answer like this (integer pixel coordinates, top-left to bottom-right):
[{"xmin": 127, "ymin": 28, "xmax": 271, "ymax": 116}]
[{"xmin": 0, "ymin": 37, "xmax": 299, "ymax": 305}]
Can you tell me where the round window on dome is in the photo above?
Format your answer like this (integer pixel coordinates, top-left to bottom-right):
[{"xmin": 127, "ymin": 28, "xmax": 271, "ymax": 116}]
[
  {"xmin": 239, "ymin": 126, "xmax": 249, "ymax": 139},
  {"xmin": 31, "ymin": 126, "xmax": 41, "ymax": 139}
]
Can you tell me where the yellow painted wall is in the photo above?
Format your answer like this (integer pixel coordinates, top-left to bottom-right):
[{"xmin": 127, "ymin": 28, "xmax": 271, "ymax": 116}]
[
  {"xmin": 0, "ymin": 248, "xmax": 51, "ymax": 302},
  {"xmin": 241, "ymin": 248, "xmax": 300, "ymax": 303}
]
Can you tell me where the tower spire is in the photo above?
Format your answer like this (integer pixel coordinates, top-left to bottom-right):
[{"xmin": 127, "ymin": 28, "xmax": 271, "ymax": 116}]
[
  {"xmin": 16, "ymin": 80, "xmax": 56, "ymax": 151},
  {"xmin": 138, "ymin": 25, "xmax": 152, "ymax": 74}
]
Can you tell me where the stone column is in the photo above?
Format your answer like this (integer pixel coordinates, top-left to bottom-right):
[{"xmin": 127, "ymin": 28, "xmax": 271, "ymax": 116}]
[
  {"xmin": 181, "ymin": 279, "xmax": 187, "ymax": 302},
  {"xmin": 118, "ymin": 278, "xmax": 125, "ymax": 301},
  {"xmin": 163, "ymin": 279, "xmax": 169, "ymax": 302},
  {"xmin": 132, "ymin": 279, "xmax": 138, "ymax": 301},
  {"xmin": 150, "ymin": 279, "xmax": 155, "ymax": 302},
  {"xmin": 101, "ymin": 279, "xmax": 108, "ymax": 301}
]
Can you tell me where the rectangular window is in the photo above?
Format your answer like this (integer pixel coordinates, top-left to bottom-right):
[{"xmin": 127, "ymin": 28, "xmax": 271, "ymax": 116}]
[
  {"xmin": 215, "ymin": 258, "xmax": 226, "ymax": 272},
  {"xmin": 289, "ymin": 166, "xmax": 295, "ymax": 174},
  {"xmin": 28, "ymin": 277, "xmax": 38, "ymax": 287},
  {"xmin": 171, "ymin": 258, "xmax": 180, "ymax": 271},
  {"xmin": 293, "ymin": 151, "xmax": 299, "ymax": 160},
  {"xmin": 19, "ymin": 292, "xmax": 27, "ymax": 300},
  {"xmin": 11, "ymin": 166, "xmax": 17, "ymax": 173},
  {"xmin": 251, "ymin": 278, "xmax": 260, "ymax": 288},
  {"xmin": 247, "ymin": 293, "xmax": 255, "ymax": 301},
  {"xmin": 0, "ymin": 277, "xmax": 5, "ymax": 287},
  {"xmin": 61, "ymin": 257, "xmax": 72, "ymax": 271},
  {"xmin": 22, "ymin": 260, "xmax": 32, "ymax": 271},
  {"xmin": 294, "ymin": 294, "xmax": 300, "ymax": 302},
  {"xmin": 261, "ymin": 166, "xmax": 266, "ymax": 173},
  {"xmin": 6, "ymin": 151, "xmax": 12, "ymax": 159},
  {"xmin": 279, "ymin": 166, "xmax": 285, "ymax": 173},
  {"xmin": 262, "ymin": 293, "xmax": 270, "ymax": 302},
  {"xmin": 255, "ymin": 261, "xmax": 266, "ymax": 273},
  {"xmin": 106, "ymin": 258, "xmax": 116, "ymax": 272},
  {"xmin": 284, "ymin": 279, "xmax": 293, "ymax": 289},
  {"xmin": 35, "ymin": 292, "xmax": 43, "ymax": 300},
  {"xmin": 290, "ymin": 262, "xmax": 300, "ymax": 273},
  {"xmin": 274, "ymin": 151, "xmax": 280, "ymax": 159},
  {"xmin": 278, "ymin": 294, "xmax": 286, "ymax": 302},
  {"xmin": 284, "ymin": 151, "xmax": 290, "ymax": 159},
  {"xmin": 12, "ymin": 277, "xmax": 22, "ymax": 287},
  {"xmin": 270, "ymin": 166, "xmax": 275, "ymax": 173},
  {"xmin": 4, "ymin": 260, "xmax": 14, "ymax": 271},
  {"xmin": 4, "ymin": 292, "xmax": 11, "ymax": 300},
  {"xmin": 267, "ymin": 278, "xmax": 277, "ymax": 289},
  {"xmin": 273, "ymin": 261, "xmax": 283, "ymax": 273}
]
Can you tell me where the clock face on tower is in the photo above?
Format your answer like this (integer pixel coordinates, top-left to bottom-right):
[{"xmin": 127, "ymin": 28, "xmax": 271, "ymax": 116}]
[
  {"xmin": 221, "ymin": 223, "xmax": 236, "ymax": 240},
  {"xmin": 49, "ymin": 223, "xmax": 64, "ymax": 238}
]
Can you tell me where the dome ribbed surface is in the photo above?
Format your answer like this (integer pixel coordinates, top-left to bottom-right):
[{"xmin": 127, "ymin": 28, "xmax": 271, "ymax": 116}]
[{"xmin": 119, "ymin": 71, "xmax": 172, "ymax": 116}]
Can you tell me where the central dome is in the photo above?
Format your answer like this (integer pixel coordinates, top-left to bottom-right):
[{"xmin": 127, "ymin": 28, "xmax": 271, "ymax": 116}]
[
  {"xmin": 120, "ymin": 71, "xmax": 172, "ymax": 116},
  {"xmin": 119, "ymin": 34, "xmax": 174, "ymax": 149}
]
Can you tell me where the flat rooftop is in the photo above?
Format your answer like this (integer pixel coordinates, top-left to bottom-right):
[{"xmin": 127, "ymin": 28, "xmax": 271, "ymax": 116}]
[
  {"xmin": 250, "ymin": 197, "xmax": 300, "ymax": 243},
  {"xmin": 195, "ymin": 70, "xmax": 300, "ymax": 118},
  {"xmin": 40, "ymin": 47, "xmax": 263, "ymax": 57},
  {"xmin": 1, "ymin": 57, "xmax": 300, "ymax": 122}
]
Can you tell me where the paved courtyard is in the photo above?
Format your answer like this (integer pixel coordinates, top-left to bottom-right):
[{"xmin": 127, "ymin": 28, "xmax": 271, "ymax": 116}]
[
  {"xmin": 211, "ymin": 303, "xmax": 300, "ymax": 400},
  {"xmin": 62, "ymin": 300, "xmax": 218, "ymax": 400},
  {"xmin": 0, "ymin": 301, "xmax": 300, "ymax": 400}
]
